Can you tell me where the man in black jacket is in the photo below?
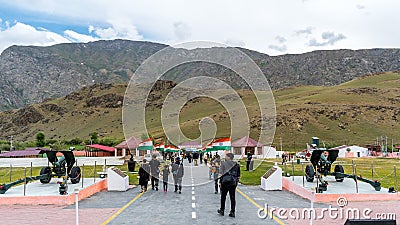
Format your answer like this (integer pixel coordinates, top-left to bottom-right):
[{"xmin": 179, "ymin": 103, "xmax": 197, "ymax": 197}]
[
  {"xmin": 217, "ymin": 153, "xmax": 240, "ymax": 218},
  {"xmin": 171, "ymin": 157, "xmax": 184, "ymax": 194},
  {"xmin": 246, "ymin": 152, "xmax": 252, "ymax": 171}
]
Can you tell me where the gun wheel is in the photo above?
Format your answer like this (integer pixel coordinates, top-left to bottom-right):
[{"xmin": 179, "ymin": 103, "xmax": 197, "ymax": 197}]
[
  {"xmin": 70, "ymin": 166, "xmax": 81, "ymax": 184},
  {"xmin": 334, "ymin": 165, "xmax": 344, "ymax": 182},
  {"xmin": 305, "ymin": 165, "xmax": 315, "ymax": 182},
  {"xmin": 39, "ymin": 167, "xmax": 52, "ymax": 184}
]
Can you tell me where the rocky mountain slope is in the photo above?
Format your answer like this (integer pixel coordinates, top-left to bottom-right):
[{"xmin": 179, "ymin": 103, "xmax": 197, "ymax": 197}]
[
  {"xmin": 1, "ymin": 39, "xmax": 400, "ymax": 110},
  {"xmin": 1, "ymin": 72, "xmax": 399, "ymax": 148}
]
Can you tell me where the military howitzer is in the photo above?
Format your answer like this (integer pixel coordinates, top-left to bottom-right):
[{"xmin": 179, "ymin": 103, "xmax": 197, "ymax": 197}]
[
  {"xmin": 305, "ymin": 149, "xmax": 381, "ymax": 193},
  {"xmin": 0, "ymin": 150, "xmax": 81, "ymax": 195}
]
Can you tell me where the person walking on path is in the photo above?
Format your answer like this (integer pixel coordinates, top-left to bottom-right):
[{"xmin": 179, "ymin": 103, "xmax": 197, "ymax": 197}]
[
  {"xmin": 215, "ymin": 154, "xmax": 221, "ymax": 167},
  {"xmin": 138, "ymin": 159, "xmax": 150, "ymax": 193},
  {"xmin": 217, "ymin": 153, "xmax": 240, "ymax": 218},
  {"xmin": 211, "ymin": 162, "xmax": 219, "ymax": 194},
  {"xmin": 203, "ymin": 153, "xmax": 208, "ymax": 166},
  {"xmin": 200, "ymin": 152, "xmax": 203, "ymax": 164},
  {"xmin": 193, "ymin": 151, "xmax": 199, "ymax": 166},
  {"xmin": 209, "ymin": 155, "xmax": 216, "ymax": 179},
  {"xmin": 161, "ymin": 164, "xmax": 170, "ymax": 192},
  {"xmin": 246, "ymin": 152, "xmax": 253, "ymax": 171},
  {"xmin": 149, "ymin": 154, "xmax": 161, "ymax": 191},
  {"xmin": 171, "ymin": 157, "xmax": 184, "ymax": 194}
]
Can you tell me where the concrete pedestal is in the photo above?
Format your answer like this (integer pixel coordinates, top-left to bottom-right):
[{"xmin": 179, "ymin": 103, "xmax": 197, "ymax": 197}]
[{"xmin": 261, "ymin": 166, "xmax": 282, "ymax": 190}]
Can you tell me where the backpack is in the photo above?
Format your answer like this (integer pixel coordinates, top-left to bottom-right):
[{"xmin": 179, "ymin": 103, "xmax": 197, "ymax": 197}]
[{"xmin": 221, "ymin": 163, "xmax": 239, "ymax": 186}]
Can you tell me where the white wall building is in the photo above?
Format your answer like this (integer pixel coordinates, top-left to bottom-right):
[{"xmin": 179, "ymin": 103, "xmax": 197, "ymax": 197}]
[{"xmin": 330, "ymin": 145, "xmax": 368, "ymax": 158}]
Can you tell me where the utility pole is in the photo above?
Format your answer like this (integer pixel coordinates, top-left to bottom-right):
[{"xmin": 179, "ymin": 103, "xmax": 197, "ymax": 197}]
[
  {"xmin": 9, "ymin": 136, "xmax": 13, "ymax": 151},
  {"xmin": 386, "ymin": 136, "xmax": 388, "ymax": 154}
]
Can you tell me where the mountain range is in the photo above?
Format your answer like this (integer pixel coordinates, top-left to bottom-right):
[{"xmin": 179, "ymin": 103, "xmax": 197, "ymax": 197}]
[{"xmin": 1, "ymin": 39, "xmax": 400, "ymax": 110}]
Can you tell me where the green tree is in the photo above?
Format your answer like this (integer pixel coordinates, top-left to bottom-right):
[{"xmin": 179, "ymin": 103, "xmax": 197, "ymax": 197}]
[
  {"xmin": 52, "ymin": 141, "xmax": 66, "ymax": 150},
  {"xmin": 36, "ymin": 132, "xmax": 46, "ymax": 147},
  {"xmin": 90, "ymin": 132, "xmax": 98, "ymax": 144}
]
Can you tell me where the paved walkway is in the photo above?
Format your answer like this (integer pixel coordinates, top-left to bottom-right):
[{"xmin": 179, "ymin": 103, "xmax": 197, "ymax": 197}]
[
  {"xmin": 102, "ymin": 160, "xmax": 326, "ymax": 225},
  {"xmin": 0, "ymin": 159, "xmax": 398, "ymax": 224}
]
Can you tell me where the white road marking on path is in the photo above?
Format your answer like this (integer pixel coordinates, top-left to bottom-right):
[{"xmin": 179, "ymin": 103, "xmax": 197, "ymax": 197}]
[{"xmin": 189, "ymin": 160, "xmax": 197, "ymax": 220}]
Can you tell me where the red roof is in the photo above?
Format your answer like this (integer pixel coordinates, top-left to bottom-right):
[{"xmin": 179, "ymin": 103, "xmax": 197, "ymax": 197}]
[
  {"xmin": 231, "ymin": 136, "xmax": 262, "ymax": 147},
  {"xmin": 0, "ymin": 148, "xmax": 49, "ymax": 157},
  {"xmin": 115, "ymin": 136, "xmax": 141, "ymax": 149},
  {"xmin": 86, "ymin": 144, "xmax": 115, "ymax": 152}
]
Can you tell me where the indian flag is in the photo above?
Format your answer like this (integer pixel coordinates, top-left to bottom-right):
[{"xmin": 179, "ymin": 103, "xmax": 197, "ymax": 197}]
[
  {"xmin": 165, "ymin": 145, "xmax": 180, "ymax": 152},
  {"xmin": 154, "ymin": 142, "xmax": 165, "ymax": 151},
  {"xmin": 212, "ymin": 137, "xmax": 231, "ymax": 151},
  {"xmin": 203, "ymin": 143, "xmax": 213, "ymax": 152},
  {"xmin": 138, "ymin": 138, "xmax": 153, "ymax": 150}
]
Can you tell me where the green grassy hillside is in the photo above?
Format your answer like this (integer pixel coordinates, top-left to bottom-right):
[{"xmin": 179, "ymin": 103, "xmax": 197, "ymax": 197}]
[{"xmin": 1, "ymin": 72, "xmax": 400, "ymax": 150}]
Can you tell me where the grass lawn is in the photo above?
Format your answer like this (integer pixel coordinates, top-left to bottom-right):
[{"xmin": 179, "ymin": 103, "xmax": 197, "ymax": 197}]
[{"xmin": 238, "ymin": 157, "xmax": 400, "ymax": 189}]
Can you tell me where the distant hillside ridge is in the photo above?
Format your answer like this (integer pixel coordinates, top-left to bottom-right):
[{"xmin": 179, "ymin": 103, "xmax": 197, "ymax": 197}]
[{"xmin": 0, "ymin": 39, "xmax": 399, "ymax": 110}]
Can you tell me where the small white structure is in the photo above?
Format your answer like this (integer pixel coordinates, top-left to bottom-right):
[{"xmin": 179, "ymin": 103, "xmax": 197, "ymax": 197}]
[
  {"xmin": 330, "ymin": 145, "xmax": 368, "ymax": 158},
  {"xmin": 263, "ymin": 146, "xmax": 278, "ymax": 158},
  {"xmin": 230, "ymin": 136, "xmax": 264, "ymax": 159},
  {"xmin": 107, "ymin": 167, "xmax": 129, "ymax": 191},
  {"xmin": 260, "ymin": 166, "xmax": 282, "ymax": 191}
]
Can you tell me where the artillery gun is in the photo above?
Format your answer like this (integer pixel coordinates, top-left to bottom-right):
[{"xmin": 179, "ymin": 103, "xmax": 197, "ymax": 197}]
[
  {"xmin": 305, "ymin": 149, "xmax": 381, "ymax": 193},
  {"xmin": 0, "ymin": 150, "xmax": 81, "ymax": 195}
]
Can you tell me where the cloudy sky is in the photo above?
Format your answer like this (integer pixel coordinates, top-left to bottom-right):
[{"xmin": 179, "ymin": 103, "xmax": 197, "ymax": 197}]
[{"xmin": 0, "ymin": 0, "xmax": 399, "ymax": 55}]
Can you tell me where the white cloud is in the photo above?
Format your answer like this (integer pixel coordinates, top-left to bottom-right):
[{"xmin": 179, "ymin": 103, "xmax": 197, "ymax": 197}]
[
  {"xmin": 295, "ymin": 27, "xmax": 314, "ymax": 36},
  {"xmin": 0, "ymin": 22, "xmax": 70, "ymax": 52},
  {"xmin": 268, "ymin": 44, "xmax": 287, "ymax": 52},
  {"xmin": 88, "ymin": 23, "xmax": 142, "ymax": 40},
  {"xmin": 308, "ymin": 31, "xmax": 346, "ymax": 47},
  {"xmin": 275, "ymin": 36, "xmax": 287, "ymax": 44},
  {"xmin": 267, "ymin": 36, "xmax": 287, "ymax": 53},
  {"xmin": 64, "ymin": 30, "xmax": 97, "ymax": 43},
  {"xmin": 356, "ymin": 4, "xmax": 366, "ymax": 10},
  {"xmin": 173, "ymin": 22, "xmax": 191, "ymax": 41}
]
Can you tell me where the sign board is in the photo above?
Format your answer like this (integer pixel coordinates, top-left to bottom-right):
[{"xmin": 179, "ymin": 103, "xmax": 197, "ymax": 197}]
[
  {"xmin": 107, "ymin": 167, "xmax": 129, "ymax": 191},
  {"xmin": 261, "ymin": 166, "xmax": 282, "ymax": 191}
]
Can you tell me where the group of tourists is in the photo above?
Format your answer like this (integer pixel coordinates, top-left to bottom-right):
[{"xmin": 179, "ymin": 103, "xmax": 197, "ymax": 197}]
[
  {"xmin": 137, "ymin": 151, "xmax": 240, "ymax": 218},
  {"xmin": 138, "ymin": 154, "xmax": 184, "ymax": 194}
]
